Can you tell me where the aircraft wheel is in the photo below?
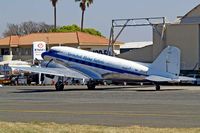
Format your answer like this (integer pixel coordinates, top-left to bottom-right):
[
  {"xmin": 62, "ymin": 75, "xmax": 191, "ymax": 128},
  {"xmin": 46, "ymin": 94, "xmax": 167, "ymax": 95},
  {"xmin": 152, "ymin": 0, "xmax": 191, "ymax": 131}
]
[
  {"xmin": 55, "ymin": 81, "xmax": 64, "ymax": 91},
  {"xmin": 87, "ymin": 81, "xmax": 96, "ymax": 90},
  {"xmin": 155, "ymin": 84, "xmax": 160, "ymax": 91}
]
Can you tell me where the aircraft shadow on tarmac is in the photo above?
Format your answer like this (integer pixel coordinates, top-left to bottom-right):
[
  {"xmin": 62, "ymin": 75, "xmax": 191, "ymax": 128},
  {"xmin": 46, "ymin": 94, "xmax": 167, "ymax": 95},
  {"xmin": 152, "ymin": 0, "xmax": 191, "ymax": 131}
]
[
  {"xmin": 12, "ymin": 86, "xmax": 141, "ymax": 93},
  {"xmin": 135, "ymin": 89, "xmax": 184, "ymax": 92},
  {"xmin": 12, "ymin": 85, "xmax": 184, "ymax": 93},
  {"xmin": 13, "ymin": 89, "xmax": 57, "ymax": 93}
]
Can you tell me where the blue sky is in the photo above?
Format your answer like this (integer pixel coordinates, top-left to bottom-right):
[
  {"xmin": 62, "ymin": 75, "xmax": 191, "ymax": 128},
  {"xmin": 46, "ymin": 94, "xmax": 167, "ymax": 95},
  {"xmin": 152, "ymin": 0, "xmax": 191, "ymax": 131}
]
[{"xmin": 0, "ymin": 0, "xmax": 199, "ymax": 42}]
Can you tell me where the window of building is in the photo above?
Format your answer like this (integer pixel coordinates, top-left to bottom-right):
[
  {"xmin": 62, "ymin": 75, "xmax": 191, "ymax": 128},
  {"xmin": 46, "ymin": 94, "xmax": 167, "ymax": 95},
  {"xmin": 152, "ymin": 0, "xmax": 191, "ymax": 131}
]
[
  {"xmin": 12, "ymin": 48, "xmax": 19, "ymax": 55},
  {"xmin": 19, "ymin": 48, "xmax": 32, "ymax": 55},
  {"xmin": 1, "ymin": 48, "xmax": 10, "ymax": 55},
  {"xmin": 82, "ymin": 48, "xmax": 91, "ymax": 51}
]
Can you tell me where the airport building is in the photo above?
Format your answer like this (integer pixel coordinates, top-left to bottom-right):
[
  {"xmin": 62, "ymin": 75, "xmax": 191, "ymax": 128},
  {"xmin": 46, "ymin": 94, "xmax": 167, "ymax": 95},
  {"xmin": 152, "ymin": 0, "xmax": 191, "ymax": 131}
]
[
  {"xmin": 118, "ymin": 4, "xmax": 200, "ymax": 74},
  {"xmin": 0, "ymin": 32, "xmax": 122, "ymax": 62}
]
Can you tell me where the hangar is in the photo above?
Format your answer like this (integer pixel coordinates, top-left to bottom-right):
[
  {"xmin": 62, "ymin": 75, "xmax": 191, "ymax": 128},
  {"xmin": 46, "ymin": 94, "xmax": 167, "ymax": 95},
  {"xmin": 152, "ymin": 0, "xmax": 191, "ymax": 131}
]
[{"xmin": 118, "ymin": 4, "xmax": 200, "ymax": 74}]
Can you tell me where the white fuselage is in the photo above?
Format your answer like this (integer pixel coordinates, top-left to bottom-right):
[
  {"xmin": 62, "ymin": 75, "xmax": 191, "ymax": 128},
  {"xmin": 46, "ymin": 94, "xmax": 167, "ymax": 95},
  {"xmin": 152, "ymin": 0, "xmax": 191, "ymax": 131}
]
[{"xmin": 42, "ymin": 46, "xmax": 149, "ymax": 80}]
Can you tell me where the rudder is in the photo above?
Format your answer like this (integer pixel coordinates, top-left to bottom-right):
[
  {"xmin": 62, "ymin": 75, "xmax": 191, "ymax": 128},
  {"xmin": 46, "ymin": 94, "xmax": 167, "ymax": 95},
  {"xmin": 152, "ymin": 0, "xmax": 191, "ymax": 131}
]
[{"xmin": 148, "ymin": 46, "xmax": 180, "ymax": 79}]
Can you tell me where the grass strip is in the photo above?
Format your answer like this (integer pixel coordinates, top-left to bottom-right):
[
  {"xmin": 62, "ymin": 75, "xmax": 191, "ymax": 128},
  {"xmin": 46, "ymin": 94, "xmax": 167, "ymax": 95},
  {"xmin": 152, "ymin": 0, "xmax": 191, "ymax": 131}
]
[{"xmin": 0, "ymin": 122, "xmax": 200, "ymax": 133}]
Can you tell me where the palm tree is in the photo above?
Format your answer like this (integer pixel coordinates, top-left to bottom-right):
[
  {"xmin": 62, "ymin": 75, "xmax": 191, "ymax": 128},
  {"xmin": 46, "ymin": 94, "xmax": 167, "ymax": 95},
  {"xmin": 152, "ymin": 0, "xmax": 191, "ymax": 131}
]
[
  {"xmin": 50, "ymin": 0, "xmax": 58, "ymax": 30},
  {"xmin": 75, "ymin": 0, "xmax": 93, "ymax": 31}
]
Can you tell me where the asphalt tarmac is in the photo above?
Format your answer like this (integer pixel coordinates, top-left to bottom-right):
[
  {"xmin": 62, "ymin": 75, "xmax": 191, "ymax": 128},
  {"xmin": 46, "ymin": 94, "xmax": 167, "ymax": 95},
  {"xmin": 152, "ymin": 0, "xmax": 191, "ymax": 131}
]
[{"xmin": 0, "ymin": 85, "xmax": 200, "ymax": 128}]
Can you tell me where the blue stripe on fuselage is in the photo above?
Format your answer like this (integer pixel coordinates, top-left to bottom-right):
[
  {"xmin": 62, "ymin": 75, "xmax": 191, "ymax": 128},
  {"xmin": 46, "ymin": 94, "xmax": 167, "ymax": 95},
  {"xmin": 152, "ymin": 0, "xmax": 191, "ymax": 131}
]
[
  {"xmin": 42, "ymin": 50, "xmax": 147, "ymax": 76},
  {"xmin": 69, "ymin": 65, "xmax": 102, "ymax": 79}
]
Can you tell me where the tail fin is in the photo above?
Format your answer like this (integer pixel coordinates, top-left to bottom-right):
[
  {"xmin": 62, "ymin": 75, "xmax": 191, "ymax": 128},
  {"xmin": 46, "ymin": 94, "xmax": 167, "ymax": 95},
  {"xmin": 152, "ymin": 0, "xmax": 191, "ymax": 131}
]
[{"xmin": 147, "ymin": 46, "xmax": 180, "ymax": 81}]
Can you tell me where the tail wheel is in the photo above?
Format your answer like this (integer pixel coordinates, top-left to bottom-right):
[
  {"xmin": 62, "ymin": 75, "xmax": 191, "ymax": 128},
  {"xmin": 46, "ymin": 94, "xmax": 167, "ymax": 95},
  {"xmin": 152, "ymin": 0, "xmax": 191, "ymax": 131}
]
[{"xmin": 155, "ymin": 84, "xmax": 160, "ymax": 91}]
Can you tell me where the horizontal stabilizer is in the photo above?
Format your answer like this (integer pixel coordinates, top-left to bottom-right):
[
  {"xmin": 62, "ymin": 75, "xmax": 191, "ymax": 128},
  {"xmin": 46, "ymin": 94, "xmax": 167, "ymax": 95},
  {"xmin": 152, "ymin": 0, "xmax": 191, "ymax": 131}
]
[
  {"xmin": 146, "ymin": 75, "xmax": 196, "ymax": 82},
  {"xmin": 178, "ymin": 76, "xmax": 196, "ymax": 81},
  {"xmin": 145, "ymin": 75, "xmax": 179, "ymax": 82}
]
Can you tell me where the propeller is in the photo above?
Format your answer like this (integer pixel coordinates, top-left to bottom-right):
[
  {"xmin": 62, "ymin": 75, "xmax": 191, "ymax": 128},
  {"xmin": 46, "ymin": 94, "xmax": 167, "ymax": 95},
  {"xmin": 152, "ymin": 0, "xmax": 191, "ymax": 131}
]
[{"xmin": 45, "ymin": 59, "xmax": 55, "ymax": 79}]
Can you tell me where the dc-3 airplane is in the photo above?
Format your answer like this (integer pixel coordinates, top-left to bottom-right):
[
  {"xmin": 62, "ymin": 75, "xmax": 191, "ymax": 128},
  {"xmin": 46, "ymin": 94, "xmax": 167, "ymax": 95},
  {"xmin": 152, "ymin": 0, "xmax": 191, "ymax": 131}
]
[{"xmin": 13, "ymin": 46, "xmax": 194, "ymax": 91}]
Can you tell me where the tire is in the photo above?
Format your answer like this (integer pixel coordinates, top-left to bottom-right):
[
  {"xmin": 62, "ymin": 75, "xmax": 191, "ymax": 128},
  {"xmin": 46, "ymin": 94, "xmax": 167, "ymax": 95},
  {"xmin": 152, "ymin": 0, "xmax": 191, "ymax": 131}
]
[
  {"xmin": 155, "ymin": 84, "xmax": 160, "ymax": 91},
  {"xmin": 55, "ymin": 81, "xmax": 64, "ymax": 91},
  {"xmin": 87, "ymin": 82, "xmax": 96, "ymax": 90}
]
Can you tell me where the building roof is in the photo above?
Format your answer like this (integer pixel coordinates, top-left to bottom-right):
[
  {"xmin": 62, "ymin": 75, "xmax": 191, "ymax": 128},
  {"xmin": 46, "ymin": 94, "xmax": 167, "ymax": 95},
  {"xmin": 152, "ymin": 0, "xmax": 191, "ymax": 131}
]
[
  {"xmin": 0, "ymin": 32, "xmax": 122, "ymax": 47},
  {"xmin": 77, "ymin": 32, "xmax": 111, "ymax": 45},
  {"xmin": 0, "ymin": 36, "xmax": 20, "ymax": 47},
  {"xmin": 172, "ymin": 4, "xmax": 200, "ymax": 24},
  {"xmin": 120, "ymin": 41, "xmax": 153, "ymax": 49},
  {"xmin": 20, "ymin": 32, "xmax": 78, "ymax": 46},
  {"xmin": 181, "ymin": 4, "xmax": 200, "ymax": 19}
]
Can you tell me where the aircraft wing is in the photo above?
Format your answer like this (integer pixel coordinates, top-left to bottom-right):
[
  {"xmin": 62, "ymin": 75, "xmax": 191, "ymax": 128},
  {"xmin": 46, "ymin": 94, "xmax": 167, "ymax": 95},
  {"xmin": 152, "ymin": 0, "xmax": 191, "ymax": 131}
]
[{"xmin": 12, "ymin": 66, "xmax": 89, "ymax": 79}]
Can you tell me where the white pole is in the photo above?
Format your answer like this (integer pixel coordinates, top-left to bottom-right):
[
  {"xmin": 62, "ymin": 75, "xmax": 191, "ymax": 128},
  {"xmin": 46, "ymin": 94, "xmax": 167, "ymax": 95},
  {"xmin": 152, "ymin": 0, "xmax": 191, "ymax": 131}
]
[{"xmin": 38, "ymin": 63, "xmax": 41, "ymax": 85}]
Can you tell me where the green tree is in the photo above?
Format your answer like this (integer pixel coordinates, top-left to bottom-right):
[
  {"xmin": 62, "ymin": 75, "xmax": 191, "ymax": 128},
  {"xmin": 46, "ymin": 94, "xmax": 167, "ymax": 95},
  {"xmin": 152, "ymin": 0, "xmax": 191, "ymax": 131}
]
[
  {"xmin": 50, "ymin": 24, "xmax": 103, "ymax": 37},
  {"xmin": 50, "ymin": 0, "xmax": 58, "ymax": 30},
  {"xmin": 55, "ymin": 24, "xmax": 81, "ymax": 32},
  {"xmin": 75, "ymin": 0, "xmax": 93, "ymax": 31},
  {"xmin": 83, "ymin": 28, "xmax": 102, "ymax": 37}
]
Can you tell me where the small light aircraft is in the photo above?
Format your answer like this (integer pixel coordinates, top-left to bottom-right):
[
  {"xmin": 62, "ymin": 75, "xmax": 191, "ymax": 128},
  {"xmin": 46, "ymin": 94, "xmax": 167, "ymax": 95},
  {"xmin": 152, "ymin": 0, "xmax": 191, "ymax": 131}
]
[{"xmin": 13, "ymin": 46, "xmax": 194, "ymax": 91}]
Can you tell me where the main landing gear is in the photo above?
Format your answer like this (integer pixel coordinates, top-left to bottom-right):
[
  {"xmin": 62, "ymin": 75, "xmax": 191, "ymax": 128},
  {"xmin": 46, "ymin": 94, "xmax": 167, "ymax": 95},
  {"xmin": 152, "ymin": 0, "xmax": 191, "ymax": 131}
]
[
  {"xmin": 55, "ymin": 77, "xmax": 64, "ymax": 91},
  {"xmin": 87, "ymin": 80, "xmax": 96, "ymax": 90}
]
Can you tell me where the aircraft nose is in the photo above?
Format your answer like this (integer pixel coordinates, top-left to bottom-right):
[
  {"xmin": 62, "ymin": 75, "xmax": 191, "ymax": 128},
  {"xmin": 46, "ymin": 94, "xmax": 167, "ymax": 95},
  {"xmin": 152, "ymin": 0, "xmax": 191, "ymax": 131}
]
[
  {"xmin": 41, "ymin": 51, "xmax": 49, "ymax": 59},
  {"xmin": 41, "ymin": 49, "xmax": 58, "ymax": 59}
]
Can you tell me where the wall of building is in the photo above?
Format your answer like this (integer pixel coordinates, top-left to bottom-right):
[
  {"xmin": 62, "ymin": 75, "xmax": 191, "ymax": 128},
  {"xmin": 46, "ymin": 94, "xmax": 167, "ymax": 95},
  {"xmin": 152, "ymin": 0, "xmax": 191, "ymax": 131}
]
[
  {"xmin": 118, "ymin": 23, "xmax": 200, "ymax": 71},
  {"xmin": 80, "ymin": 45, "xmax": 120, "ymax": 55},
  {"xmin": 150, "ymin": 23, "xmax": 200, "ymax": 70},
  {"xmin": 118, "ymin": 45, "xmax": 153, "ymax": 63},
  {"xmin": 12, "ymin": 46, "xmax": 33, "ymax": 61},
  {"xmin": 165, "ymin": 24, "xmax": 199, "ymax": 70},
  {"xmin": 152, "ymin": 24, "xmax": 168, "ymax": 61}
]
